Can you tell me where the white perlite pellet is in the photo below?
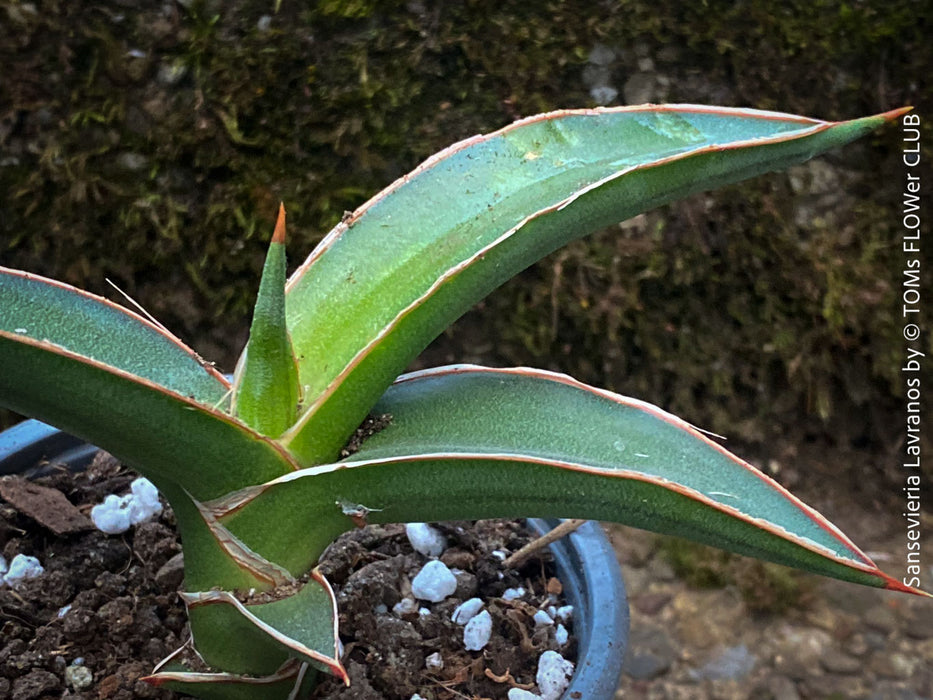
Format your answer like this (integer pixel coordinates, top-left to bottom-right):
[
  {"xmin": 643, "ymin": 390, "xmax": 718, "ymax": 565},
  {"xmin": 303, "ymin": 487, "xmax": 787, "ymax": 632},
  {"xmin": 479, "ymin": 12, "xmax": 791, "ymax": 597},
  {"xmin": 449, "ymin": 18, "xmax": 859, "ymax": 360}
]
[
  {"xmin": 91, "ymin": 477, "xmax": 162, "ymax": 534},
  {"xmin": 3, "ymin": 554, "xmax": 44, "ymax": 587},
  {"xmin": 405, "ymin": 522, "xmax": 447, "ymax": 557},
  {"xmin": 533, "ymin": 609, "xmax": 554, "ymax": 626},
  {"xmin": 536, "ymin": 650, "xmax": 574, "ymax": 700},
  {"xmin": 501, "ymin": 586, "xmax": 525, "ymax": 600},
  {"xmin": 508, "ymin": 689, "xmax": 542, "ymax": 700},
  {"xmin": 91, "ymin": 494, "xmax": 132, "ymax": 534},
  {"xmin": 463, "ymin": 610, "xmax": 493, "ymax": 651},
  {"xmin": 411, "ymin": 560, "xmax": 457, "ymax": 602},
  {"xmin": 555, "ymin": 623, "xmax": 569, "ymax": 646},
  {"xmin": 451, "ymin": 597, "xmax": 484, "ymax": 625}
]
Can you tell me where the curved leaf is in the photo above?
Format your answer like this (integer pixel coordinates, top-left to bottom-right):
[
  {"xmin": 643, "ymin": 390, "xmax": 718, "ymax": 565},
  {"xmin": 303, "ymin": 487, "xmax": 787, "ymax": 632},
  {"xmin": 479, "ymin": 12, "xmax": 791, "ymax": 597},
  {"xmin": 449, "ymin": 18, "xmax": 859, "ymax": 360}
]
[
  {"xmin": 279, "ymin": 106, "xmax": 908, "ymax": 464},
  {"xmin": 146, "ymin": 657, "xmax": 316, "ymax": 699},
  {"xmin": 213, "ymin": 366, "xmax": 927, "ymax": 596},
  {"xmin": 0, "ymin": 331, "xmax": 296, "ymax": 500},
  {"xmin": 0, "ymin": 267, "xmax": 228, "ymax": 404},
  {"xmin": 183, "ymin": 572, "xmax": 345, "ymax": 681},
  {"xmin": 155, "ymin": 479, "xmax": 284, "ymax": 594}
]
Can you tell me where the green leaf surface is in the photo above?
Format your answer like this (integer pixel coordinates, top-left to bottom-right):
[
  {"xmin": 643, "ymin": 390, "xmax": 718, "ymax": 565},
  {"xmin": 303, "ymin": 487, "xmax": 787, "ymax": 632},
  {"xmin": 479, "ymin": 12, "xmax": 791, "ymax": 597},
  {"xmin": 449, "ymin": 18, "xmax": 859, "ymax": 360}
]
[
  {"xmin": 215, "ymin": 366, "xmax": 926, "ymax": 595},
  {"xmin": 0, "ymin": 267, "xmax": 228, "ymax": 404},
  {"xmin": 151, "ymin": 479, "xmax": 280, "ymax": 594},
  {"xmin": 183, "ymin": 574, "xmax": 345, "ymax": 681},
  {"xmin": 234, "ymin": 205, "xmax": 300, "ymax": 437},
  {"xmin": 0, "ymin": 331, "xmax": 296, "ymax": 500},
  {"xmin": 279, "ymin": 105, "xmax": 907, "ymax": 465}
]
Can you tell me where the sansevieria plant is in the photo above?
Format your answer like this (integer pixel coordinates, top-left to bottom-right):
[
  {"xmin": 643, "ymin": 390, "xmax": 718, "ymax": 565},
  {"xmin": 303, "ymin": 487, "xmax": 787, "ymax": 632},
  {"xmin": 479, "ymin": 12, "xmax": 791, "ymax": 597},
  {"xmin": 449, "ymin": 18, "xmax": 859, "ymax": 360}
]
[{"xmin": 0, "ymin": 105, "xmax": 926, "ymax": 698}]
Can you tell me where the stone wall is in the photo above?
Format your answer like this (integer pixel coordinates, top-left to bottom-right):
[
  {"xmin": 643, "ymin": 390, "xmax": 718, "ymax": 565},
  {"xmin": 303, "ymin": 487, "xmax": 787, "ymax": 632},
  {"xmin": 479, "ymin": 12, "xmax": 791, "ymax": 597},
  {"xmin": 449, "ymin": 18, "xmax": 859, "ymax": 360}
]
[{"xmin": 2, "ymin": 0, "xmax": 930, "ymax": 460}]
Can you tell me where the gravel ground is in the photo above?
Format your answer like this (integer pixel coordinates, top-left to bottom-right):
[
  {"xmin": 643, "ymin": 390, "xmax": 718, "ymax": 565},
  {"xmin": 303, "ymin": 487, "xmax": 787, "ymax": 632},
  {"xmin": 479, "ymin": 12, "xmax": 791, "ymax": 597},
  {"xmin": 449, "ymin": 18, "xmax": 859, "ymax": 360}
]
[{"xmin": 605, "ymin": 437, "xmax": 932, "ymax": 700}]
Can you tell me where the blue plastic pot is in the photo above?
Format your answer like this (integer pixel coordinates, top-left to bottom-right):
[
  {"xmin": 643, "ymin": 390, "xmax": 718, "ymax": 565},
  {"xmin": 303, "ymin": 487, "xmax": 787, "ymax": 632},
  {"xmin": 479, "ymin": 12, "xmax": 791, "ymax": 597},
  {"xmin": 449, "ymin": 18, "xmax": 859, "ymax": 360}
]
[
  {"xmin": 0, "ymin": 419, "xmax": 98, "ymax": 478},
  {"xmin": 0, "ymin": 419, "xmax": 629, "ymax": 699},
  {"xmin": 528, "ymin": 518, "xmax": 629, "ymax": 699}
]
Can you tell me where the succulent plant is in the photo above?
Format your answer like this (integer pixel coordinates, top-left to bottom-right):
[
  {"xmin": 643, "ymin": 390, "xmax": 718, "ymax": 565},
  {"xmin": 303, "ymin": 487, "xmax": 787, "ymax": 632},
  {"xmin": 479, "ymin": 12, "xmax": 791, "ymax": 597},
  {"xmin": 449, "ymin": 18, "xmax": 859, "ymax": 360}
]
[{"xmin": 0, "ymin": 104, "xmax": 925, "ymax": 698}]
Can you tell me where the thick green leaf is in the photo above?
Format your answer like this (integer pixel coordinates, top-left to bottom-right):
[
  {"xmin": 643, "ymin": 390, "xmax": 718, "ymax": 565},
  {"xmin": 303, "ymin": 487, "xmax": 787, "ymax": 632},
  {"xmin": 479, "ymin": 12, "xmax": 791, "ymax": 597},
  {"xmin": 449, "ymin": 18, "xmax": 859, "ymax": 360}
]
[
  {"xmin": 0, "ymin": 331, "xmax": 296, "ymax": 500},
  {"xmin": 154, "ymin": 479, "xmax": 282, "ymax": 594},
  {"xmin": 183, "ymin": 574, "xmax": 345, "ymax": 681},
  {"xmin": 233, "ymin": 204, "xmax": 300, "ymax": 437},
  {"xmin": 212, "ymin": 366, "xmax": 926, "ymax": 596},
  {"xmin": 279, "ymin": 106, "xmax": 908, "ymax": 465},
  {"xmin": 0, "ymin": 267, "xmax": 227, "ymax": 404}
]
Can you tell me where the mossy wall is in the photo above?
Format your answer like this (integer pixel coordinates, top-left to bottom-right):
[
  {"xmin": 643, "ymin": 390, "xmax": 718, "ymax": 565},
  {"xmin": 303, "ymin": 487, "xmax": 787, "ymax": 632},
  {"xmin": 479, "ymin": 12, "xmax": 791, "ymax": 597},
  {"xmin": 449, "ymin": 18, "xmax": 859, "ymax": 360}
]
[{"xmin": 2, "ymin": 1, "xmax": 930, "ymax": 462}]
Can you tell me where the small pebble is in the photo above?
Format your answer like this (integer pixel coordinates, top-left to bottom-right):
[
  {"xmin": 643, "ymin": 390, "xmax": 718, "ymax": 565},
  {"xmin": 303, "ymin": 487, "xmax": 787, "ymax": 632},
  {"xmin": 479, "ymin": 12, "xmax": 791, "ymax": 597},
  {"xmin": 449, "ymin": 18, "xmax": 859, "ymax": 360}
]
[
  {"xmin": 406, "ymin": 523, "xmax": 447, "ymax": 557},
  {"xmin": 492, "ymin": 550, "xmax": 508, "ymax": 560},
  {"xmin": 4, "ymin": 554, "xmax": 44, "ymax": 587},
  {"xmin": 411, "ymin": 560, "xmax": 457, "ymax": 602},
  {"xmin": 555, "ymin": 623, "xmax": 569, "ymax": 646},
  {"xmin": 393, "ymin": 598, "xmax": 418, "ymax": 617},
  {"xmin": 425, "ymin": 651, "xmax": 444, "ymax": 670},
  {"xmin": 418, "ymin": 607, "xmax": 431, "ymax": 616},
  {"xmin": 509, "ymin": 689, "xmax": 542, "ymax": 700},
  {"xmin": 463, "ymin": 610, "xmax": 493, "ymax": 651},
  {"xmin": 451, "ymin": 597, "xmax": 484, "ymax": 625},
  {"xmin": 590, "ymin": 85, "xmax": 619, "ymax": 105},
  {"xmin": 537, "ymin": 650, "xmax": 574, "ymax": 700},
  {"xmin": 65, "ymin": 664, "xmax": 93, "ymax": 690},
  {"xmin": 502, "ymin": 586, "xmax": 526, "ymax": 600},
  {"xmin": 373, "ymin": 603, "xmax": 388, "ymax": 614}
]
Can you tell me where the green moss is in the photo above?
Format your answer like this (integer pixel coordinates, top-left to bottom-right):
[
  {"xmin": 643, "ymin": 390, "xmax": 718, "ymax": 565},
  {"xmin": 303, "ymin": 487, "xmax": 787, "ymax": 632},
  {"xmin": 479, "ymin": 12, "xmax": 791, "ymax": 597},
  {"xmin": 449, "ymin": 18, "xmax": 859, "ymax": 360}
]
[
  {"xmin": 658, "ymin": 536, "xmax": 811, "ymax": 614},
  {"xmin": 1, "ymin": 0, "xmax": 929, "ymax": 452},
  {"xmin": 659, "ymin": 537, "xmax": 732, "ymax": 589}
]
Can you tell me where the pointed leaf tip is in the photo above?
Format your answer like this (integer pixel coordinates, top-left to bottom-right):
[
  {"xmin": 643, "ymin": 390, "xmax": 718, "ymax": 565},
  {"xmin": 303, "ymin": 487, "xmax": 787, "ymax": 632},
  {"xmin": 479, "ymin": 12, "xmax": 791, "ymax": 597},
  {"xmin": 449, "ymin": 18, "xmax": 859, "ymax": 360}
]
[
  {"xmin": 273, "ymin": 203, "xmax": 286, "ymax": 245},
  {"xmin": 880, "ymin": 573, "xmax": 933, "ymax": 598},
  {"xmin": 877, "ymin": 106, "xmax": 913, "ymax": 122}
]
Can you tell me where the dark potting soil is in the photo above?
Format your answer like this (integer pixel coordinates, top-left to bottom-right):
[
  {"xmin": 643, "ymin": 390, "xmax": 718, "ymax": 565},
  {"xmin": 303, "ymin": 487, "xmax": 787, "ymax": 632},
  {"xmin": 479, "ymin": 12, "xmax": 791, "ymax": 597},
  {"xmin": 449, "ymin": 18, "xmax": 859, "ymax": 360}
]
[{"xmin": 0, "ymin": 452, "xmax": 575, "ymax": 699}]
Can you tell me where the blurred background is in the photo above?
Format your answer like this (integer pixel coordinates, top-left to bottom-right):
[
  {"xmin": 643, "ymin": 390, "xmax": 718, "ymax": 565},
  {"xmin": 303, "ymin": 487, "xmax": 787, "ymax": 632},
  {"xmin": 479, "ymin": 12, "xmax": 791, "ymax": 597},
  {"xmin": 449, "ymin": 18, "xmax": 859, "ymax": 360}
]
[{"xmin": 1, "ymin": 1, "xmax": 931, "ymax": 696}]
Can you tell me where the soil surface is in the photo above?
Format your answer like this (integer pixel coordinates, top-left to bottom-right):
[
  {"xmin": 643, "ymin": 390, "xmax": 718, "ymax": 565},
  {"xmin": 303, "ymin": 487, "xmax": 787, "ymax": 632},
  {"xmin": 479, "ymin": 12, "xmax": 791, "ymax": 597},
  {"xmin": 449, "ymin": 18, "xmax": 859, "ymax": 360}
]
[
  {"xmin": 0, "ymin": 453, "xmax": 573, "ymax": 700},
  {"xmin": 0, "ymin": 453, "xmax": 181, "ymax": 700},
  {"xmin": 310, "ymin": 520, "xmax": 573, "ymax": 699}
]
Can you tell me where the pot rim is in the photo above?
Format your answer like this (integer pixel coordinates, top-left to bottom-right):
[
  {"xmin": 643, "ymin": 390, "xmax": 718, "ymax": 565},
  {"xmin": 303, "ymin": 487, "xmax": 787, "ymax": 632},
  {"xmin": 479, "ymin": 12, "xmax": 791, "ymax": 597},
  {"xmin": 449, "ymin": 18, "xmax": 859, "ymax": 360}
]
[{"xmin": 528, "ymin": 517, "xmax": 628, "ymax": 699}]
